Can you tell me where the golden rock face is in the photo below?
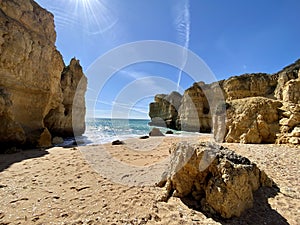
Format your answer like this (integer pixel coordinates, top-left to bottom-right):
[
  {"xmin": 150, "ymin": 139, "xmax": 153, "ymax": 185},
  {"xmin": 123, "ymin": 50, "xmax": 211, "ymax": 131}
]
[
  {"xmin": 157, "ymin": 142, "xmax": 274, "ymax": 219},
  {"xmin": 149, "ymin": 59, "xmax": 300, "ymax": 144},
  {"xmin": 0, "ymin": 0, "xmax": 87, "ymax": 149}
]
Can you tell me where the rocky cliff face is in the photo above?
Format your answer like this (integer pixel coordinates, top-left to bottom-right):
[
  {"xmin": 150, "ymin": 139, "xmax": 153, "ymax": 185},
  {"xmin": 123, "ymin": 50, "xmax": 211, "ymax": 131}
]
[
  {"xmin": 225, "ymin": 97, "xmax": 282, "ymax": 144},
  {"xmin": 149, "ymin": 92, "xmax": 182, "ymax": 130},
  {"xmin": 149, "ymin": 59, "xmax": 300, "ymax": 144},
  {"xmin": 44, "ymin": 58, "xmax": 87, "ymax": 138},
  {"xmin": 178, "ymin": 83, "xmax": 211, "ymax": 132},
  {"xmin": 0, "ymin": 0, "xmax": 87, "ymax": 149}
]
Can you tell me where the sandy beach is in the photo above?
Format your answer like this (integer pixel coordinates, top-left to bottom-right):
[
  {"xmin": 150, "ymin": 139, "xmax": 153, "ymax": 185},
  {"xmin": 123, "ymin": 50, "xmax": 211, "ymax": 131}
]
[{"xmin": 0, "ymin": 136, "xmax": 299, "ymax": 225}]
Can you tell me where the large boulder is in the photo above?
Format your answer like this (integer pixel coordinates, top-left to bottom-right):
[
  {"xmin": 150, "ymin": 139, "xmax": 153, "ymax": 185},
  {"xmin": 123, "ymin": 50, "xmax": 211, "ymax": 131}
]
[
  {"xmin": 149, "ymin": 128, "xmax": 164, "ymax": 136},
  {"xmin": 0, "ymin": 0, "xmax": 87, "ymax": 149},
  {"xmin": 157, "ymin": 142, "xmax": 273, "ymax": 219}
]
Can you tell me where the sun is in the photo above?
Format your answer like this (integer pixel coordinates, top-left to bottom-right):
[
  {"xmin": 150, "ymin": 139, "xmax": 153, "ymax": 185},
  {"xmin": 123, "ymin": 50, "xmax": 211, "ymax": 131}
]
[{"xmin": 66, "ymin": 0, "xmax": 118, "ymax": 34}]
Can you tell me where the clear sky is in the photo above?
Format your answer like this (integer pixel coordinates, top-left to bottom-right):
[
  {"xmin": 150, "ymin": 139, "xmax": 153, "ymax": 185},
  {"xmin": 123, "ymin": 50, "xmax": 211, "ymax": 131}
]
[{"xmin": 36, "ymin": 0, "xmax": 300, "ymax": 119}]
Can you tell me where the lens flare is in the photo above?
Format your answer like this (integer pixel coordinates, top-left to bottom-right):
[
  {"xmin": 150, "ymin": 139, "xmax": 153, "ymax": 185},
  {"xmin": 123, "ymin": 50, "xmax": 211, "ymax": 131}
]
[{"xmin": 51, "ymin": 0, "xmax": 118, "ymax": 34}]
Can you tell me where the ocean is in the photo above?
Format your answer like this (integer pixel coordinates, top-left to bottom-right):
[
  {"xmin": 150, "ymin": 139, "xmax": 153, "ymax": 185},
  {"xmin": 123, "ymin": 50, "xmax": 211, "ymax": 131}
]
[{"xmin": 72, "ymin": 118, "xmax": 202, "ymax": 145}]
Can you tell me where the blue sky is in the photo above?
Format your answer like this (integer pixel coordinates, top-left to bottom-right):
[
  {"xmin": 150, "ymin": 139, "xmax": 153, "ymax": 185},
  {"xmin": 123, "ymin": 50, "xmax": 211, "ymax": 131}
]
[{"xmin": 36, "ymin": 0, "xmax": 300, "ymax": 119}]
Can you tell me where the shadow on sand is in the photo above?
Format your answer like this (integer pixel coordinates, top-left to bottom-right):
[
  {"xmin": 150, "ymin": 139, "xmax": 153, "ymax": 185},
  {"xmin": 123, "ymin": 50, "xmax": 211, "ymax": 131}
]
[
  {"xmin": 0, "ymin": 149, "xmax": 49, "ymax": 173},
  {"xmin": 181, "ymin": 185, "xmax": 289, "ymax": 225}
]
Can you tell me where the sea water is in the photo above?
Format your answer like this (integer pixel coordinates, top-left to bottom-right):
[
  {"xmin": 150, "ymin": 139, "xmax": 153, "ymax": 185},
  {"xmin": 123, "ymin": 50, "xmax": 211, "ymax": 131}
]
[{"xmin": 73, "ymin": 118, "xmax": 202, "ymax": 145}]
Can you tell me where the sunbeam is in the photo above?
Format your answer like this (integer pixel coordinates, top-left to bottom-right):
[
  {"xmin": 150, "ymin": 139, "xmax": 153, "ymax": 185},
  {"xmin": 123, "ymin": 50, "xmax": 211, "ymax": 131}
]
[{"xmin": 50, "ymin": 0, "xmax": 118, "ymax": 34}]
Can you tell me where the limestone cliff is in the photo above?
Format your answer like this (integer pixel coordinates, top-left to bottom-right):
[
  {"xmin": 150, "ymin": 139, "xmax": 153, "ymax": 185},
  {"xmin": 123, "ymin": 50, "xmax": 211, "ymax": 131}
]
[
  {"xmin": 44, "ymin": 58, "xmax": 87, "ymax": 138},
  {"xmin": 0, "ymin": 0, "xmax": 87, "ymax": 149},
  {"xmin": 225, "ymin": 97, "xmax": 282, "ymax": 144},
  {"xmin": 178, "ymin": 83, "xmax": 211, "ymax": 132},
  {"xmin": 149, "ymin": 59, "xmax": 300, "ymax": 144},
  {"xmin": 149, "ymin": 92, "xmax": 182, "ymax": 130}
]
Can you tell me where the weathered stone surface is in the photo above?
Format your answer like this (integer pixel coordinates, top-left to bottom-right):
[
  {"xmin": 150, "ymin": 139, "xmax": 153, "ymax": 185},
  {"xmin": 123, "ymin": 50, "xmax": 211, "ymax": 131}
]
[
  {"xmin": 44, "ymin": 58, "xmax": 87, "ymax": 137},
  {"xmin": 225, "ymin": 97, "xmax": 282, "ymax": 144},
  {"xmin": 149, "ymin": 59, "xmax": 300, "ymax": 144},
  {"xmin": 178, "ymin": 83, "xmax": 212, "ymax": 132},
  {"xmin": 0, "ymin": 88, "xmax": 26, "ymax": 148},
  {"xmin": 149, "ymin": 128, "xmax": 164, "ymax": 136},
  {"xmin": 149, "ymin": 92, "xmax": 182, "ymax": 130},
  {"xmin": 274, "ymin": 59, "xmax": 300, "ymax": 101},
  {"xmin": 157, "ymin": 142, "xmax": 273, "ymax": 219},
  {"xmin": 282, "ymin": 79, "xmax": 300, "ymax": 104},
  {"xmin": 276, "ymin": 103, "xmax": 300, "ymax": 144},
  {"xmin": 0, "ymin": 0, "xmax": 87, "ymax": 149},
  {"xmin": 222, "ymin": 73, "xmax": 278, "ymax": 100}
]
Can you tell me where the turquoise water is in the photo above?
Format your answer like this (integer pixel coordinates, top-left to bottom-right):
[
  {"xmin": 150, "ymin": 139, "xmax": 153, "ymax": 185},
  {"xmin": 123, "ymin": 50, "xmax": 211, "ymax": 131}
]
[
  {"xmin": 73, "ymin": 118, "xmax": 203, "ymax": 145},
  {"xmin": 80, "ymin": 118, "xmax": 160, "ymax": 144}
]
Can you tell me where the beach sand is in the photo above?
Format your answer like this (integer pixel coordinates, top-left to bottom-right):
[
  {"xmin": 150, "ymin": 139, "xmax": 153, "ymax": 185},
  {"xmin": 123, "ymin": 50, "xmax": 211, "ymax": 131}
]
[{"xmin": 0, "ymin": 136, "xmax": 299, "ymax": 224}]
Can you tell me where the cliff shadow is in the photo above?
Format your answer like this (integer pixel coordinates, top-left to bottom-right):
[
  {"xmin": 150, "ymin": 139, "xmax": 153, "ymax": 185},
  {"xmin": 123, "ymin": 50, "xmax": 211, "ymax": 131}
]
[
  {"xmin": 181, "ymin": 185, "xmax": 289, "ymax": 225},
  {"xmin": 0, "ymin": 149, "xmax": 48, "ymax": 173}
]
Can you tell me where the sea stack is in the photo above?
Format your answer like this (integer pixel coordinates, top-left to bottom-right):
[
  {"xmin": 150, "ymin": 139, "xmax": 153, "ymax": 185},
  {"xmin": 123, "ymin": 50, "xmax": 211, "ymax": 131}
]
[{"xmin": 0, "ymin": 0, "xmax": 87, "ymax": 150}]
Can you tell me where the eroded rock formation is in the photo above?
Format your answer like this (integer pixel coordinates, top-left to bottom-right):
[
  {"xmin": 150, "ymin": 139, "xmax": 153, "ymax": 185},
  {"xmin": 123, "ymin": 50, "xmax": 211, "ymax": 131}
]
[
  {"xmin": 44, "ymin": 58, "xmax": 87, "ymax": 137},
  {"xmin": 178, "ymin": 83, "xmax": 211, "ymax": 132},
  {"xmin": 0, "ymin": 0, "xmax": 87, "ymax": 149},
  {"xmin": 157, "ymin": 142, "xmax": 273, "ymax": 218},
  {"xmin": 149, "ymin": 59, "xmax": 300, "ymax": 144},
  {"xmin": 225, "ymin": 97, "xmax": 282, "ymax": 144},
  {"xmin": 149, "ymin": 92, "xmax": 182, "ymax": 130}
]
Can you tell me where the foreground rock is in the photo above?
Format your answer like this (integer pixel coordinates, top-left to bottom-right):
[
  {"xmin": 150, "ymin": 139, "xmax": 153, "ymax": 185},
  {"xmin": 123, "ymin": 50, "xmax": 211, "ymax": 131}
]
[
  {"xmin": 0, "ymin": 0, "xmax": 87, "ymax": 149},
  {"xmin": 157, "ymin": 142, "xmax": 273, "ymax": 218}
]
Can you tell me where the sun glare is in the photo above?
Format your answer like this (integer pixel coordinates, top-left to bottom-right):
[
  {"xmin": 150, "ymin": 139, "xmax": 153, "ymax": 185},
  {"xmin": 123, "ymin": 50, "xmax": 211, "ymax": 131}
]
[{"xmin": 53, "ymin": 0, "xmax": 118, "ymax": 34}]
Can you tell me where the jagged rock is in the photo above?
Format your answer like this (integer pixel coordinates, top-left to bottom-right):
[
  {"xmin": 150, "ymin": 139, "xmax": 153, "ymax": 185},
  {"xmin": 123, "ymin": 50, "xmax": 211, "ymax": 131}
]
[
  {"xmin": 149, "ymin": 128, "xmax": 164, "ymax": 136},
  {"xmin": 44, "ymin": 58, "xmax": 87, "ymax": 137},
  {"xmin": 149, "ymin": 92, "xmax": 182, "ymax": 130},
  {"xmin": 291, "ymin": 127, "xmax": 300, "ymax": 137},
  {"xmin": 223, "ymin": 73, "xmax": 278, "ymax": 100},
  {"xmin": 157, "ymin": 142, "xmax": 273, "ymax": 219},
  {"xmin": 274, "ymin": 59, "xmax": 300, "ymax": 100},
  {"xmin": 149, "ymin": 55, "xmax": 300, "ymax": 144},
  {"xmin": 0, "ymin": 0, "xmax": 87, "ymax": 149},
  {"xmin": 166, "ymin": 130, "xmax": 174, "ymax": 134},
  {"xmin": 225, "ymin": 97, "xmax": 282, "ymax": 144},
  {"xmin": 276, "ymin": 103, "xmax": 300, "ymax": 144},
  {"xmin": 288, "ymin": 137, "xmax": 300, "ymax": 144},
  {"xmin": 282, "ymin": 79, "xmax": 300, "ymax": 104}
]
